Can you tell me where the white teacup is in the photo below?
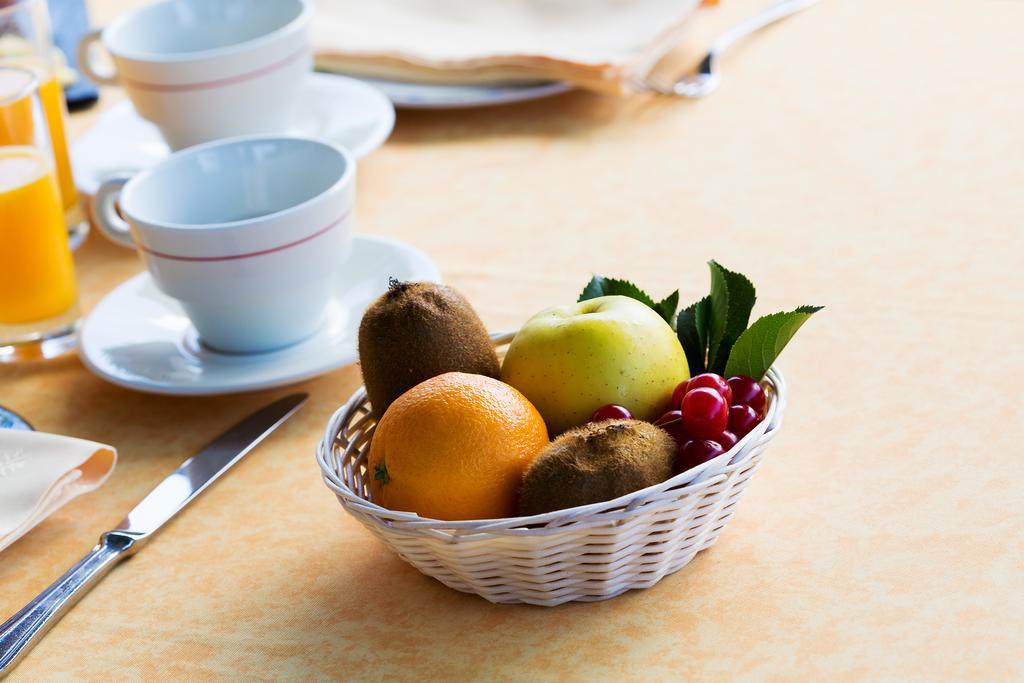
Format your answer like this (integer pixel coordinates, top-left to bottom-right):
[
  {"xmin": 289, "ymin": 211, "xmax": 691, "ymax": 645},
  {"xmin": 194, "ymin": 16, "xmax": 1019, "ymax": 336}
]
[
  {"xmin": 78, "ymin": 0, "xmax": 312, "ymax": 151},
  {"xmin": 91, "ymin": 136, "xmax": 355, "ymax": 354}
]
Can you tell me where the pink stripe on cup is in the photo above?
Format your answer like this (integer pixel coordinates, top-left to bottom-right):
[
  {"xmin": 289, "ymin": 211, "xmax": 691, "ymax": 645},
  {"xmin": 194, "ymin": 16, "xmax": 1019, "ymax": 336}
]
[
  {"xmin": 138, "ymin": 212, "xmax": 348, "ymax": 263},
  {"xmin": 122, "ymin": 46, "xmax": 309, "ymax": 93}
]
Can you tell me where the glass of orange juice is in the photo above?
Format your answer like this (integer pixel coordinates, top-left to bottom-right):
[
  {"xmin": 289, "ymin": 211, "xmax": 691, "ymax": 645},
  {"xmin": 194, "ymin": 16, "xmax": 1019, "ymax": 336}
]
[
  {"xmin": 0, "ymin": 0, "xmax": 85, "ymax": 249},
  {"xmin": 0, "ymin": 65, "xmax": 79, "ymax": 361}
]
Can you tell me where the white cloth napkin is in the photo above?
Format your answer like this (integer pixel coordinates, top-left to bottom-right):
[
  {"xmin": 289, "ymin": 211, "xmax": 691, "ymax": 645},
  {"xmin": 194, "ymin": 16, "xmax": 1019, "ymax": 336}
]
[
  {"xmin": 313, "ymin": 0, "xmax": 702, "ymax": 93},
  {"xmin": 0, "ymin": 430, "xmax": 116, "ymax": 553}
]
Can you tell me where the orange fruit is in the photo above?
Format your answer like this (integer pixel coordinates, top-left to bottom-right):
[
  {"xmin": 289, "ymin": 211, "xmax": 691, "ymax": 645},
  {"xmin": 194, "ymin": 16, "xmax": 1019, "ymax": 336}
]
[{"xmin": 367, "ymin": 372, "xmax": 549, "ymax": 520}]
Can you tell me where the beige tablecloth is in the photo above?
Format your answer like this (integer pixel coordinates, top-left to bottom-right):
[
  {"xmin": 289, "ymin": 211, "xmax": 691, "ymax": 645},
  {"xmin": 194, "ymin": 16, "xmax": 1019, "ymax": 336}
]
[{"xmin": 1, "ymin": 0, "xmax": 1022, "ymax": 679}]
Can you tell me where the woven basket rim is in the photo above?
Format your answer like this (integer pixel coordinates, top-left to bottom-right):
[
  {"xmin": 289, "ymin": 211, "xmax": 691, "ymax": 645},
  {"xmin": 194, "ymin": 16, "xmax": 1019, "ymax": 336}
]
[{"xmin": 316, "ymin": 332, "xmax": 785, "ymax": 532}]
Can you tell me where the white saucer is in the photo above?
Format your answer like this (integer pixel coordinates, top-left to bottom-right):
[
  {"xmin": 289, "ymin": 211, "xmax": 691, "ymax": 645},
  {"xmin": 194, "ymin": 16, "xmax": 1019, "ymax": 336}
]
[
  {"xmin": 71, "ymin": 73, "xmax": 396, "ymax": 198},
  {"xmin": 357, "ymin": 77, "xmax": 572, "ymax": 109},
  {"xmin": 79, "ymin": 235, "xmax": 440, "ymax": 396},
  {"xmin": 0, "ymin": 405, "xmax": 32, "ymax": 431}
]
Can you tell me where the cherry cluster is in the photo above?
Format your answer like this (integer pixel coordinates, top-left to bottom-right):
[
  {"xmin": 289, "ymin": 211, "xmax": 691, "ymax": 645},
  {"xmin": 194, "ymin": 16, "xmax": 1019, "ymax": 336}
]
[{"xmin": 590, "ymin": 373, "xmax": 766, "ymax": 474}]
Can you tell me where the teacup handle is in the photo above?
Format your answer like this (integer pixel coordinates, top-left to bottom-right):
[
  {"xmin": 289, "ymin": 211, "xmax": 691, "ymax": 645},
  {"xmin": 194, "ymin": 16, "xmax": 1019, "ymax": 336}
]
[
  {"xmin": 77, "ymin": 29, "xmax": 119, "ymax": 87},
  {"xmin": 67, "ymin": 220, "xmax": 89, "ymax": 252},
  {"xmin": 90, "ymin": 176, "xmax": 135, "ymax": 248}
]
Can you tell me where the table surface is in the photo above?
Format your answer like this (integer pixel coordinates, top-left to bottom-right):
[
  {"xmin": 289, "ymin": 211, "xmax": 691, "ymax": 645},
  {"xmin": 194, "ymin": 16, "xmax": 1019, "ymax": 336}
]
[{"xmin": 3, "ymin": 0, "xmax": 1023, "ymax": 679}]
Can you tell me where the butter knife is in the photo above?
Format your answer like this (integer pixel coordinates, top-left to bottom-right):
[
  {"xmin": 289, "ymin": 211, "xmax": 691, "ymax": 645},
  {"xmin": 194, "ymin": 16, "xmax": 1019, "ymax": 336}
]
[{"xmin": 0, "ymin": 393, "xmax": 308, "ymax": 676}]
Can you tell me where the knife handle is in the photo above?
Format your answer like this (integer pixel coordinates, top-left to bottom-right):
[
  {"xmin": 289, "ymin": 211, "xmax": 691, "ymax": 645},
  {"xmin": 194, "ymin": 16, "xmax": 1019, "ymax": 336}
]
[{"xmin": 0, "ymin": 532, "xmax": 136, "ymax": 675}]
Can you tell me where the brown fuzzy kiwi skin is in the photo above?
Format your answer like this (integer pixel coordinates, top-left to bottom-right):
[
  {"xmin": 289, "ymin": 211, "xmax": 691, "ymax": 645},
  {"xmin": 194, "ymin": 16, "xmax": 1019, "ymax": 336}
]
[
  {"xmin": 518, "ymin": 419, "xmax": 676, "ymax": 516},
  {"xmin": 358, "ymin": 280, "xmax": 501, "ymax": 419}
]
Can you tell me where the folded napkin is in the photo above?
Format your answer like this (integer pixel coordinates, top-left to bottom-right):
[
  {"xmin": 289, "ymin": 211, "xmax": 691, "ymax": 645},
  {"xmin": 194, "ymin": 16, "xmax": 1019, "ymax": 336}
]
[
  {"xmin": 313, "ymin": 0, "xmax": 702, "ymax": 94},
  {"xmin": 0, "ymin": 430, "xmax": 116, "ymax": 553}
]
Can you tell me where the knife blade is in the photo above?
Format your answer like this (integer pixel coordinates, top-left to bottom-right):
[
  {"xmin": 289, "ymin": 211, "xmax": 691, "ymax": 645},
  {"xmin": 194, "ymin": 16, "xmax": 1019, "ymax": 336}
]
[
  {"xmin": 0, "ymin": 393, "xmax": 308, "ymax": 676},
  {"xmin": 115, "ymin": 393, "xmax": 307, "ymax": 538}
]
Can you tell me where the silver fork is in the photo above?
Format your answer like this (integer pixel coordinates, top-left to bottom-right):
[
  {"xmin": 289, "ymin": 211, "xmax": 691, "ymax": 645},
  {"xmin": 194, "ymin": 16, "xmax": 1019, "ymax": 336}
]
[{"xmin": 638, "ymin": 0, "xmax": 820, "ymax": 97}]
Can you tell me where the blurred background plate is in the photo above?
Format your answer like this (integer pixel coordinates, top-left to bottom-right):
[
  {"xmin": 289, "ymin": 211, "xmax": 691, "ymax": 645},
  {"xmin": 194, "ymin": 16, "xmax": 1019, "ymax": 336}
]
[
  {"xmin": 0, "ymin": 405, "xmax": 33, "ymax": 431},
  {"xmin": 359, "ymin": 77, "xmax": 573, "ymax": 109}
]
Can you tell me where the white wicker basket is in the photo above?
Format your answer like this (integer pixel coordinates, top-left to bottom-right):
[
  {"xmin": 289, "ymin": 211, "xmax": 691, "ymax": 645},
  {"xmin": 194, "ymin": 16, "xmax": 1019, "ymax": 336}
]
[{"xmin": 316, "ymin": 332, "xmax": 786, "ymax": 606}]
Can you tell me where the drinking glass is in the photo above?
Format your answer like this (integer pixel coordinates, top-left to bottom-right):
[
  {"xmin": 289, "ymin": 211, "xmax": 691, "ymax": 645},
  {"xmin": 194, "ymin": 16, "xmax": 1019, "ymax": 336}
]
[
  {"xmin": 0, "ymin": 65, "xmax": 79, "ymax": 361},
  {"xmin": 0, "ymin": 0, "xmax": 86, "ymax": 249}
]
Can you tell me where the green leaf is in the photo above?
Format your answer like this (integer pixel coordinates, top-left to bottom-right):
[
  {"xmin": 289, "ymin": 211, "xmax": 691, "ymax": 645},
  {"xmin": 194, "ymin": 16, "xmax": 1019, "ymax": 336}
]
[
  {"xmin": 676, "ymin": 296, "xmax": 710, "ymax": 375},
  {"xmin": 578, "ymin": 275, "xmax": 611, "ymax": 303},
  {"xmin": 724, "ymin": 305, "xmax": 824, "ymax": 380},
  {"xmin": 577, "ymin": 276, "xmax": 677, "ymax": 324},
  {"xmin": 706, "ymin": 263, "xmax": 730, "ymax": 372},
  {"xmin": 578, "ymin": 276, "xmax": 656, "ymax": 308},
  {"xmin": 694, "ymin": 295, "xmax": 711, "ymax": 354},
  {"xmin": 654, "ymin": 290, "xmax": 680, "ymax": 325},
  {"xmin": 708, "ymin": 261, "xmax": 757, "ymax": 374},
  {"xmin": 374, "ymin": 462, "xmax": 390, "ymax": 485}
]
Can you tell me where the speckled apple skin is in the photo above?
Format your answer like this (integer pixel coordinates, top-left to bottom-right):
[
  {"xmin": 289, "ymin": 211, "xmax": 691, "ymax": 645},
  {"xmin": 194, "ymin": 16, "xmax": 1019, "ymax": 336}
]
[{"xmin": 501, "ymin": 295, "xmax": 690, "ymax": 435}]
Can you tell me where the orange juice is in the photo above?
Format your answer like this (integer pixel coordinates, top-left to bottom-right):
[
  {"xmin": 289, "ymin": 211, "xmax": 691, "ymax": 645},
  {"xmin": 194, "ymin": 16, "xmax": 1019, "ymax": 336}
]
[
  {"xmin": 0, "ymin": 61, "xmax": 76, "ymax": 215},
  {"xmin": 0, "ymin": 69, "xmax": 34, "ymax": 145},
  {"xmin": 0, "ymin": 147, "xmax": 76, "ymax": 323},
  {"xmin": 0, "ymin": 60, "xmax": 77, "ymax": 211},
  {"xmin": 38, "ymin": 75, "xmax": 77, "ymax": 212}
]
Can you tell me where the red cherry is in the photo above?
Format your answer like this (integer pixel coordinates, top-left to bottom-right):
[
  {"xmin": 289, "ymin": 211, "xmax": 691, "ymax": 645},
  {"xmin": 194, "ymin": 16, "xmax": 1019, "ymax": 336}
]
[
  {"xmin": 590, "ymin": 404, "xmax": 633, "ymax": 423},
  {"xmin": 680, "ymin": 388, "xmax": 729, "ymax": 440},
  {"xmin": 653, "ymin": 410, "xmax": 687, "ymax": 447},
  {"xmin": 717, "ymin": 430, "xmax": 738, "ymax": 452},
  {"xmin": 677, "ymin": 439, "xmax": 725, "ymax": 473},
  {"xmin": 686, "ymin": 373, "xmax": 732, "ymax": 404},
  {"xmin": 728, "ymin": 404, "xmax": 761, "ymax": 438},
  {"xmin": 727, "ymin": 376, "xmax": 766, "ymax": 415},
  {"xmin": 670, "ymin": 380, "xmax": 689, "ymax": 410}
]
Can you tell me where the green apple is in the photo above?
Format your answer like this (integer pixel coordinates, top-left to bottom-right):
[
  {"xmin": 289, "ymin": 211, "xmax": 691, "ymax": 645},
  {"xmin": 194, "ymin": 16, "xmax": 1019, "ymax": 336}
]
[{"xmin": 501, "ymin": 295, "xmax": 690, "ymax": 434}]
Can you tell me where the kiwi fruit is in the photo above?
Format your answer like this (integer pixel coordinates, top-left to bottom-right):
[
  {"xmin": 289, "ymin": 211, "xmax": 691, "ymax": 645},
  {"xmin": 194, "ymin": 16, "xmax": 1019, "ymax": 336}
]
[
  {"xmin": 518, "ymin": 419, "xmax": 676, "ymax": 516},
  {"xmin": 358, "ymin": 280, "xmax": 500, "ymax": 419}
]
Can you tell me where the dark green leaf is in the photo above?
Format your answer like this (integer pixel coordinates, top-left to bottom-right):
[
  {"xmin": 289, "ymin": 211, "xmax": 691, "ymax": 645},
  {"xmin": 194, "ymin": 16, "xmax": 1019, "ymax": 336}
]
[
  {"xmin": 693, "ymin": 295, "xmax": 710, "ymax": 354},
  {"xmin": 708, "ymin": 261, "xmax": 757, "ymax": 374},
  {"xmin": 578, "ymin": 276, "xmax": 609, "ymax": 302},
  {"xmin": 706, "ymin": 262, "xmax": 730, "ymax": 371},
  {"xmin": 654, "ymin": 290, "xmax": 680, "ymax": 325},
  {"xmin": 724, "ymin": 306, "xmax": 824, "ymax": 380},
  {"xmin": 676, "ymin": 296, "xmax": 710, "ymax": 375},
  {"xmin": 578, "ymin": 276, "xmax": 657, "ymax": 309},
  {"xmin": 578, "ymin": 276, "xmax": 678, "ymax": 323}
]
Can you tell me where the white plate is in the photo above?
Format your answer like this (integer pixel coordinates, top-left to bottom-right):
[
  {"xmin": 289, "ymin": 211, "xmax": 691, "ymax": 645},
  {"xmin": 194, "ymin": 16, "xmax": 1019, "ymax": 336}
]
[
  {"xmin": 79, "ymin": 235, "xmax": 440, "ymax": 396},
  {"xmin": 71, "ymin": 73, "xmax": 395, "ymax": 198},
  {"xmin": 358, "ymin": 77, "xmax": 572, "ymax": 109},
  {"xmin": 0, "ymin": 405, "xmax": 32, "ymax": 431}
]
